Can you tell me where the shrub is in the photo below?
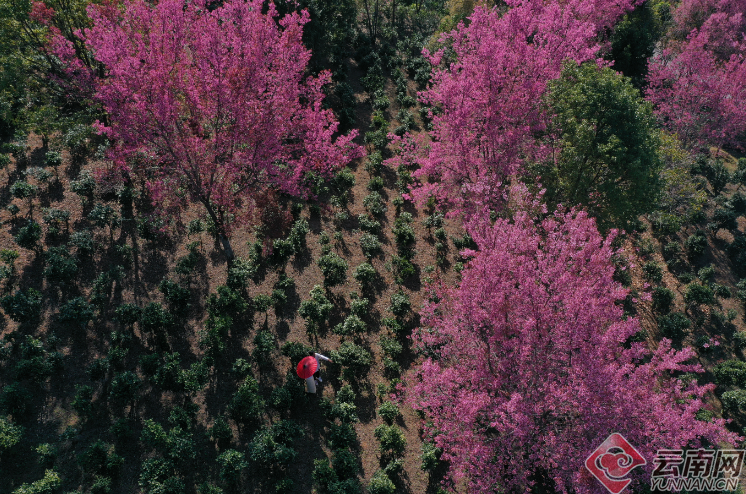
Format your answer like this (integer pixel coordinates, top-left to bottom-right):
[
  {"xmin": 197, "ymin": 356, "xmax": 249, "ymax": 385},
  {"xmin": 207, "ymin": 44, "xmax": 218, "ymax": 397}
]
[
  {"xmin": 713, "ymin": 360, "xmax": 746, "ymax": 387},
  {"xmin": 11, "ymin": 470, "xmax": 61, "ymax": 494},
  {"xmin": 329, "ymin": 423, "xmax": 357, "ymax": 450},
  {"xmin": 334, "ymin": 314, "xmax": 367, "ymax": 337},
  {"xmin": 377, "ymin": 401, "xmax": 400, "ymax": 423},
  {"xmin": 368, "ymin": 470, "xmax": 395, "ymax": 494},
  {"xmin": 70, "ymin": 172, "xmax": 96, "ymax": 201},
  {"xmin": 58, "ymin": 297, "xmax": 94, "ymax": 328},
  {"xmin": 69, "ymin": 230, "xmax": 95, "ymax": 256},
  {"xmin": 642, "ymin": 261, "xmax": 663, "ymax": 284},
  {"xmin": 421, "ymin": 441, "xmax": 442, "ymax": 473},
  {"xmin": 391, "ymin": 255, "xmax": 415, "ymax": 284},
  {"xmin": 714, "ymin": 284, "xmax": 732, "ymax": 299},
  {"xmin": 253, "ymin": 330, "xmax": 275, "ymax": 368},
  {"xmin": 42, "ymin": 208, "xmax": 70, "ymax": 237},
  {"xmin": 350, "ymin": 297, "xmax": 369, "ymax": 318},
  {"xmin": 685, "ymin": 232, "xmax": 707, "ymax": 261},
  {"xmin": 209, "ymin": 417, "xmax": 232, "ymax": 445},
  {"xmin": 363, "ymin": 192, "xmax": 387, "ymax": 216},
  {"xmin": 393, "ymin": 216, "xmax": 415, "ymax": 248},
  {"xmin": 216, "ymin": 449, "xmax": 246, "ymax": 486},
  {"xmin": 159, "ymin": 279, "xmax": 190, "ymax": 312},
  {"xmin": 374, "ymin": 424, "xmax": 406, "ymax": 459},
  {"xmin": 14, "ymin": 221, "xmax": 42, "ymax": 250},
  {"xmin": 114, "ymin": 303, "xmax": 141, "ymax": 326},
  {"xmin": 140, "ymin": 302, "xmax": 174, "ymax": 334},
  {"xmin": 206, "ymin": 285, "xmax": 248, "ymax": 316},
  {"xmin": 358, "ymin": 215, "xmax": 381, "ymax": 234},
  {"xmin": 298, "ymin": 285, "xmax": 334, "ymax": 334},
  {"xmin": 352, "ymin": 262, "xmax": 376, "ymax": 289},
  {"xmin": 651, "ymin": 287, "xmax": 675, "ymax": 314},
  {"xmin": 1, "ymin": 288, "xmax": 42, "ymax": 323},
  {"xmin": 332, "ymin": 449, "xmax": 360, "ymax": 479},
  {"xmin": 312, "ymin": 459, "xmax": 338, "ymax": 491},
  {"xmin": 228, "ymin": 377, "xmax": 264, "ymax": 424},
  {"xmin": 248, "ymin": 421, "xmax": 302, "ymax": 471},
  {"xmin": 657, "ymin": 312, "xmax": 691, "ymax": 338},
  {"xmin": 379, "ymin": 336, "xmax": 403, "ymax": 358},
  {"xmin": 0, "ymin": 417, "xmax": 22, "ymax": 451},
  {"xmin": 109, "ymin": 371, "xmax": 140, "ymax": 402},
  {"xmin": 0, "ymin": 383, "xmax": 30, "ymax": 417},
  {"xmin": 10, "ymin": 180, "xmax": 37, "ymax": 201},
  {"xmin": 367, "ymin": 176, "xmax": 384, "ymax": 192},
  {"xmin": 360, "ymin": 233, "xmax": 382, "ymax": 258},
  {"xmin": 43, "ymin": 246, "xmax": 78, "ymax": 284},
  {"xmin": 324, "ymin": 399, "xmax": 359, "ymax": 424},
  {"xmin": 721, "ymin": 390, "xmax": 746, "ymax": 412},
  {"xmin": 88, "ymin": 203, "xmax": 120, "ymax": 231},
  {"xmin": 318, "ymin": 252, "xmax": 348, "ymax": 287},
  {"xmin": 389, "ymin": 291, "xmax": 411, "ymax": 319},
  {"xmin": 713, "ymin": 208, "xmax": 738, "ymax": 231},
  {"xmin": 684, "ymin": 283, "xmax": 715, "ymax": 306},
  {"xmin": 71, "ymin": 385, "xmax": 94, "ymax": 419},
  {"xmin": 281, "ymin": 341, "xmax": 314, "ymax": 362}
]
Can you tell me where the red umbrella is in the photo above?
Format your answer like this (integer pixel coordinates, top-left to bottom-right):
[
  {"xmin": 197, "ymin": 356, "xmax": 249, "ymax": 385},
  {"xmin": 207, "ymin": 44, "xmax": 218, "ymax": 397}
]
[{"xmin": 297, "ymin": 356, "xmax": 318, "ymax": 379}]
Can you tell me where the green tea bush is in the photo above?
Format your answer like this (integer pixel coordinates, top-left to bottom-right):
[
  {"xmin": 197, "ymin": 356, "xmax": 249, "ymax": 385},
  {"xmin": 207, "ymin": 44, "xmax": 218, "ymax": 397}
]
[
  {"xmin": 363, "ymin": 192, "xmax": 387, "ymax": 216},
  {"xmin": 332, "ymin": 449, "xmax": 360, "ymax": 479},
  {"xmin": 58, "ymin": 297, "xmax": 94, "ymax": 328},
  {"xmin": 713, "ymin": 360, "xmax": 746, "ymax": 387},
  {"xmin": 228, "ymin": 377, "xmax": 264, "ymax": 424},
  {"xmin": 721, "ymin": 389, "xmax": 746, "ymax": 412},
  {"xmin": 377, "ymin": 401, "xmax": 400, "ymax": 424},
  {"xmin": 358, "ymin": 215, "xmax": 381, "ymax": 234},
  {"xmin": 14, "ymin": 221, "xmax": 42, "ymax": 250},
  {"xmin": 216, "ymin": 449, "xmax": 246, "ymax": 486},
  {"xmin": 253, "ymin": 330, "xmax": 275, "ymax": 368},
  {"xmin": 70, "ymin": 172, "xmax": 96, "ymax": 203},
  {"xmin": 109, "ymin": 371, "xmax": 140, "ymax": 402},
  {"xmin": 651, "ymin": 287, "xmax": 675, "ymax": 314},
  {"xmin": 139, "ymin": 302, "xmax": 174, "ymax": 334},
  {"xmin": 318, "ymin": 252, "xmax": 348, "ymax": 287},
  {"xmin": 281, "ymin": 341, "xmax": 314, "ymax": 362},
  {"xmin": 333, "ymin": 314, "xmax": 367, "ymax": 337},
  {"xmin": 69, "ymin": 230, "xmax": 94, "ymax": 256},
  {"xmin": 642, "ymin": 261, "xmax": 663, "ymax": 284},
  {"xmin": 71, "ymin": 385, "xmax": 94, "ymax": 419},
  {"xmin": 329, "ymin": 423, "xmax": 357, "ymax": 450},
  {"xmin": 159, "ymin": 279, "xmax": 190, "ymax": 312},
  {"xmin": 352, "ymin": 262, "xmax": 376, "ymax": 290},
  {"xmin": 0, "ymin": 416, "xmax": 22, "ymax": 451},
  {"xmin": 299, "ymin": 285, "xmax": 334, "ymax": 334},
  {"xmin": 391, "ymin": 256, "xmax": 415, "ymax": 284},
  {"xmin": 1, "ymin": 288, "xmax": 42, "ymax": 323},
  {"xmin": 350, "ymin": 297, "xmax": 369, "ymax": 318},
  {"xmin": 43, "ymin": 246, "xmax": 78, "ymax": 284},
  {"xmin": 389, "ymin": 291, "xmax": 411, "ymax": 319},
  {"xmin": 368, "ymin": 470, "xmax": 395, "ymax": 494},
  {"xmin": 684, "ymin": 283, "xmax": 715, "ymax": 306},
  {"xmin": 114, "ymin": 303, "xmax": 141, "ymax": 326},
  {"xmin": 374, "ymin": 424, "xmax": 406, "ymax": 459},
  {"xmin": 685, "ymin": 231, "xmax": 708, "ymax": 261},
  {"xmin": 206, "ymin": 285, "xmax": 248, "ymax": 316},
  {"xmin": 657, "ymin": 312, "xmax": 691, "ymax": 338}
]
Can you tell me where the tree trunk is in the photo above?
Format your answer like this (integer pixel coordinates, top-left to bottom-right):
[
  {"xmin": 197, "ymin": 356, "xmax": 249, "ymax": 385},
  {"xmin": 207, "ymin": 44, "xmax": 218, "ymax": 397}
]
[{"xmin": 201, "ymin": 199, "xmax": 235, "ymax": 264}]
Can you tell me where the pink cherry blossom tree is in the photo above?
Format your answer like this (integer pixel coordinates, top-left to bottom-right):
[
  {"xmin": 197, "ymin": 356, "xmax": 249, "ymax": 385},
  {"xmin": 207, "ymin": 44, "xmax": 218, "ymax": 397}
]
[
  {"xmin": 407, "ymin": 188, "xmax": 737, "ymax": 494},
  {"xmin": 406, "ymin": 0, "xmax": 638, "ymax": 217},
  {"xmin": 81, "ymin": 0, "xmax": 362, "ymax": 260}
]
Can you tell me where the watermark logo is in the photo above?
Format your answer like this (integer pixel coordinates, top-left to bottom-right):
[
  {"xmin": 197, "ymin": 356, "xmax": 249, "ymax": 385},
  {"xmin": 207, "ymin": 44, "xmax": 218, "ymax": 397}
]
[
  {"xmin": 651, "ymin": 449, "xmax": 744, "ymax": 491},
  {"xmin": 586, "ymin": 433, "xmax": 647, "ymax": 494}
]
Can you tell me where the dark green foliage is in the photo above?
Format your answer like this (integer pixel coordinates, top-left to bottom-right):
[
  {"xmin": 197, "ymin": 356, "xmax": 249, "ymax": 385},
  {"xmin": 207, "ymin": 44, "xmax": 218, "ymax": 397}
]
[
  {"xmin": 379, "ymin": 336, "xmax": 403, "ymax": 359},
  {"xmin": 368, "ymin": 470, "xmax": 396, "ymax": 494},
  {"xmin": 248, "ymin": 420, "xmax": 302, "ymax": 472},
  {"xmin": 377, "ymin": 401, "xmax": 400, "ymax": 423},
  {"xmin": 206, "ymin": 285, "xmax": 248, "ymax": 316},
  {"xmin": 684, "ymin": 283, "xmax": 715, "ymax": 306},
  {"xmin": 281, "ymin": 341, "xmax": 314, "ymax": 362},
  {"xmin": 226, "ymin": 258, "xmax": 256, "ymax": 290},
  {"xmin": 721, "ymin": 390, "xmax": 746, "ymax": 412},
  {"xmin": 544, "ymin": 62, "xmax": 662, "ymax": 230},
  {"xmin": 363, "ymin": 192, "xmax": 387, "ymax": 216},
  {"xmin": 698, "ymin": 265, "xmax": 715, "ymax": 283},
  {"xmin": 14, "ymin": 336, "xmax": 62, "ymax": 384},
  {"xmin": 331, "ymin": 342, "xmax": 372, "ymax": 380},
  {"xmin": 42, "ymin": 207, "xmax": 70, "ymax": 238},
  {"xmin": 420, "ymin": 441, "xmax": 442, "ymax": 473},
  {"xmin": 10, "ymin": 180, "xmax": 37, "ymax": 200},
  {"xmin": 333, "ymin": 314, "xmax": 367, "ymax": 337},
  {"xmin": 318, "ymin": 252, "xmax": 348, "ymax": 287},
  {"xmin": 114, "ymin": 303, "xmax": 141, "ymax": 326},
  {"xmin": 350, "ymin": 297, "xmax": 369, "ymax": 318},
  {"xmin": 607, "ymin": 0, "xmax": 665, "ymax": 87},
  {"xmin": 71, "ymin": 385, "xmax": 94, "ymax": 419},
  {"xmin": 713, "ymin": 208, "xmax": 738, "ymax": 231},
  {"xmin": 299, "ymin": 285, "xmax": 334, "ymax": 334},
  {"xmin": 14, "ymin": 220, "xmax": 41, "ymax": 250},
  {"xmin": 358, "ymin": 215, "xmax": 381, "ymax": 234},
  {"xmin": 57, "ymin": 297, "xmax": 94, "ymax": 328},
  {"xmin": 352, "ymin": 262, "xmax": 376, "ymax": 290},
  {"xmin": 253, "ymin": 330, "xmax": 275, "ymax": 368},
  {"xmin": 713, "ymin": 360, "xmax": 746, "ymax": 387},
  {"xmin": 685, "ymin": 231, "xmax": 708, "ymax": 261},
  {"xmin": 209, "ymin": 417, "xmax": 232, "ymax": 445},
  {"xmin": 389, "ymin": 291, "xmax": 411, "ymax": 319},
  {"xmin": 139, "ymin": 302, "xmax": 174, "ymax": 334},
  {"xmin": 1, "ymin": 288, "xmax": 42, "ymax": 323},
  {"xmin": 391, "ymin": 255, "xmax": 415, "ymax": 284},
  {"xmin": 392, "ymin": 215, "xmax": 415, "ymax": 248},
  {"xmin": 332, "ymin": 449, "xmax": 360, "ymax": 479},
  {"xmin": 159, "ymin": 279, "xmax": 190, "ymax": 312},
  {"xmin": 174, "ymin": 243, "xmax": 202, "ymax": 277},
  {"xmin": 228, "ymin": 376, "xmax": 264, "ymax": 424},
  {"xmin": 642, "ymin": 261, "xmax": 663, "ymax": 284},
  {"xmin": 313, "ymin": 459, "xmax": 338, "ymax": 492},
  {"xmin": 329, "ymin": 423, "xmax": 357, "ymax": 450},
  {"xmin": 78, "ymin": 440, "xmax": 123, "ymax": 477},
  {"xmin": 0, "ymin": 416, "xmax": 22, "ymax": 451},
  {"xmin": 70, "ymin": 172, "xmax": 96, "ymax": 201},
  {"xmin": 139, "ymin": 457, "xmax": 184, "ymax": 494},
  {"xmin": 43, "ymin": 246, "xmax": 78, "ymax": 284},
  {"xmin": 153, "ymin": 353, "xmax": 183, "ymax": 392},
  {"xmin": 0, "ymin": 382, "xmax": 30, "ymax": 417},
  {"xmin": 109, "ymin": 371, "xmax": 140, "ymax": 402},
  {"xmin": 657, "ymin": 312, "xmax": 691, "ymax": 338},
  {"xmin": 374, "ymin": 424, "xmax": 406, "ymax": 459},
  {"xmin": 254, "ymin": 294, "xmax": 272, "ymax": 313},
  {"xmin": 729, "ymin": 234, "xmax": 746, "ymax": 277},
  {"xmin": 217, "ymin": 449, "xmax": 246, "ymax": 486},
  {"xmin": 651, "ymin": 287, "xmax": 675, "ymax": 314},
  {"xmin": 700, "ymin": 160, "xmax": 731, "ymax": 196},
  {"xmin": 88, "ymin": 203, "xmax": 120, "ymax": 231},
  {"xmin": 367, "ymin": 176, "xmax": 384, "ymax": 192},
  {"xmin": 359, "ymin": 233, "xmax": 382, "ymax": 259},
  {"xmin": 69, "ymin": 230, "xmax": 94, "ymax": 256}
]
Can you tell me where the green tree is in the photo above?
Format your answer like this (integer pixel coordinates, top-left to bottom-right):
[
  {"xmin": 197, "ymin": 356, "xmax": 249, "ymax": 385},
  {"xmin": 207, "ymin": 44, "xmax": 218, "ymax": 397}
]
[{"xmin": 543, "ymin": 62, "xmax": 662, "ymax": 230}]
